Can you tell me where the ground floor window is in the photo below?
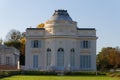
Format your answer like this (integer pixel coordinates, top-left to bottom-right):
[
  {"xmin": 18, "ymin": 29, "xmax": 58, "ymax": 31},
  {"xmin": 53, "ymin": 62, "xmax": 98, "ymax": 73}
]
[
  {"xmin": 46, "ymin": 48, "xmax": 51, "ymax": 66},
  {"xmin": 57, "ymin": 48, "xmax": 64, "ymax": 67},
  {"xmin": 33, "ymin": 55, "xmax": 38, "ymax": 68},
  {"xmin": 6, "ymin": 56, "xmax": 11, "ymax": 65},
  {"xmin": 70, "ymin": 49, "xmax": 75, "ymax": 67},
  {"xmin": 80, "ymin": 55, "xmax": 91, "ymax": 69}
]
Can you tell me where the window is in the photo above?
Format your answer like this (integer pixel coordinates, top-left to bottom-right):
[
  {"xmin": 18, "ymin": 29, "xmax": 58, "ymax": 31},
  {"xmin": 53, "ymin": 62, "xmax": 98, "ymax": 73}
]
[
  {"xmin": 14, "ymin": 55, "xmax": 18, "ymax": 65},
  {"xmin": 80, "ymin": 55, "xmax": 91, "ymax": 69},
  {"xmin": 70, "ymin": 48, "xmax": 75, "ymax": 67},
  {"xmin": 81, "ymin": 40, "xmax": 91, "ymax": 48},
  {"xmin": 46, "ymin": 48, "xmax": 51, "ymax": 66},
  {"xmin": 31, "ymin": 40, "xmax": 41, "ymax": 48},
  {"xmin": 33, "ymin": 55, "xmax": 38, "ymax": 68},
  {"xmin": 57, "ymin": 48, "xmax": 64, "ymax": 67},
  {"xmin": 6, "ymin": 56, "xmax": 11, "ymax": 65}
]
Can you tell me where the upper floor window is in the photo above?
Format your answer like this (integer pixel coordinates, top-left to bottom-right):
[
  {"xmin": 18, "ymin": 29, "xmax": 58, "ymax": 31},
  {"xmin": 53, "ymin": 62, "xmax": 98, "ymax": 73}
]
[
  {"xmin": 81, "ymin": 40, "xmax": 91, "ymax": 49},
  {"xmin": 31, "ymin": 40, "xmax": 41, "ymax": 48}
]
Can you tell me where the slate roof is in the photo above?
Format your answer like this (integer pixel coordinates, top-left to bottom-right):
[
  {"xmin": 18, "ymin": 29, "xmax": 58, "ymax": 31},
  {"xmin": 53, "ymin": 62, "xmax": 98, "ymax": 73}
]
[{"xmin": 49, "ymin": 10, "xmax": 73, "ymax": 21}]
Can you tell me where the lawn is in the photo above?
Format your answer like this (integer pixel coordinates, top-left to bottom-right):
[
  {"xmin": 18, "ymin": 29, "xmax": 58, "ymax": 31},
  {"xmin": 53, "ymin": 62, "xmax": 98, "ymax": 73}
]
[{"xmin": 1, "ymin": 75, "xmax": 120, "ymax": 80}]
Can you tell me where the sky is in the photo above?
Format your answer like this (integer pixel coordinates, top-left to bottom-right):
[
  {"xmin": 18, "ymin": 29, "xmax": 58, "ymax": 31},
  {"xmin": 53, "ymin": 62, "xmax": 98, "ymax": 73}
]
[{"xmin": 0, "ymin": 0, "xmax": 120, "ymax": 53}]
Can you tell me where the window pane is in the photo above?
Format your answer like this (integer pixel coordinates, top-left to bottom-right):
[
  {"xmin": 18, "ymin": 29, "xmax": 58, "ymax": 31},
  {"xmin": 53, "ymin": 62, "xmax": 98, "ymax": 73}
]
[
  {"xmin": 81, "ymin": 40, "xmax": 91, "ymax": 49},
  {"xmin": 46, "ymin": 48, "xmax": 51, "ymax": 66},
  {"xmin": 38, "ymin": 41, "xmax": 41, "ymax": 48},
  {"xmin": 31, "ymin": 40, "xmax": 42, "ymax": 48},
  {"xmin": 57, "ymin": 48, "xmax": 64, "ymax": 67},
  {"xmin": 33, "ymin": 55, "xmax": 38, "ymax": 68},
  {"xmin": 80, "ymin": 55, "xmax": 91, "ymax": 69},
  {"xmin": 70, "ymin": 49, "xmax": 75, "ymax": 67},
  {"xmin": 6, "ymin": 57, "xmax": 11, "ymax": 65}
]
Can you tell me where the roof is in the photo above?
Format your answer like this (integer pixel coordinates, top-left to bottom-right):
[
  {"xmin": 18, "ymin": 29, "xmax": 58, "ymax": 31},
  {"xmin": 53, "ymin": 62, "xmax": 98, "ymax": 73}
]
[
  {"xmin": 48, "ymin": 10, "xmax": 73, "ymax": 21},
  {"xmin": 27, "ymin": 28, "xmax": 45, "ymax": 30},
  {"xmin": 77, "ymin": 28, "xmax": 96, "ymax": 30},
  {"xmin": 0, "ymin": 45, "xmax": 19, "ymax": 55}
]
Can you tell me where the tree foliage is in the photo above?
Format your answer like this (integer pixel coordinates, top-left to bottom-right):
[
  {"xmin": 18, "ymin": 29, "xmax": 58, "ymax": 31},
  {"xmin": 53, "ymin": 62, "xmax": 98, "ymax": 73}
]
[
  {"xmin": 97, "ymin": 47, "xmax": 120, "ymax": 71},
  {"xmin": 4, "ymin": 29, "xmax": 26, "ymax": 65},
  {"xmin": 37, "ymin": 23, "xmax": 45, "ymax": 28},
  {"xmin": 20, "ymin": 37, "xmax": 26, "ymax": 55},
  {"xmin": 6, "ymin": 29, "xmax": 22, "ymax": 41},
  {"xmin": 4, "ymin": 41, "xmax": 21, "ymax": 50}
]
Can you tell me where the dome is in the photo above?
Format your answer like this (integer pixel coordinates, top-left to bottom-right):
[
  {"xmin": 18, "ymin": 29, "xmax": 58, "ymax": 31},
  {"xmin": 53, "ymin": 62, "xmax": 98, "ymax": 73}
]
[{"xmin": 49, "ymin": 10, "xmax": 73, "ymax": 21}]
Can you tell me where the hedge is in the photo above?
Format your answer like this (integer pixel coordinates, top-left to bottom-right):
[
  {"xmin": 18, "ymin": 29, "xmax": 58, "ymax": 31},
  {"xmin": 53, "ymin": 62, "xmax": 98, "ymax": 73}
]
[{"xmin": 0, "ymin": 71, "xmax": 21, "ymax": 78}]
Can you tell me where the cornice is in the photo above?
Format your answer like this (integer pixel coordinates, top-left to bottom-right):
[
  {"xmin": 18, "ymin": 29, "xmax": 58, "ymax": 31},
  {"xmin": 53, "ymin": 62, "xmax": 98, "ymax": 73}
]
[{"xmin": 26, "ymin": 35, "xmax": 97, "ymax": 40}]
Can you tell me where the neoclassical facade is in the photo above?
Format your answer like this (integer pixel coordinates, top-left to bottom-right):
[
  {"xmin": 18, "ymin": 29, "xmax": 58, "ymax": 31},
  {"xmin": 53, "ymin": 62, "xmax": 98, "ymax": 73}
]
[
  {"xmin": 25, "ymin": 10, "xmax": 97, "ymax": 71},
  {"xmin": 0, "ymin": 45, "xmax": 20, "ymax": 70}
]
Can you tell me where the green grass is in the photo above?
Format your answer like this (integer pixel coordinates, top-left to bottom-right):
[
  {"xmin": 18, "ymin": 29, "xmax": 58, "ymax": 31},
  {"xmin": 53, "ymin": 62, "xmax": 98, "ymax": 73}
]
[{"xmin": 1, "ymin": 75, "xmax": 120, "ymax": 80}]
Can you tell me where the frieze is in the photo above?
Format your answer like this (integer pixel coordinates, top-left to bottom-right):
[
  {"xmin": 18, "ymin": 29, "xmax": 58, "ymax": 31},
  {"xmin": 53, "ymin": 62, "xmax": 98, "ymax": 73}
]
[{"xmin": 31, "ymin": 49, "xmax": 40, "ymax": 53}]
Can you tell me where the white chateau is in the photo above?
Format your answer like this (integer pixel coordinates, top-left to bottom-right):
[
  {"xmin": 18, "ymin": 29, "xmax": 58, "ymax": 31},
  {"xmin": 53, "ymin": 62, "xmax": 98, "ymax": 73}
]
[
  {"xmin": 25, "ymin": 10, "xmax": 97, "ymax": 71},
  {"xmin": 0, "ymin": 45, "xmax": 19, "ymax": 70}
]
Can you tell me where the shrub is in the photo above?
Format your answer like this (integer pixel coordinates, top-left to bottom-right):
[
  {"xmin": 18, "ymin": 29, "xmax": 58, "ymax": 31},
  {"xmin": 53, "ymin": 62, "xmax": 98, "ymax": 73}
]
[
  {"xmin": 0, "ymin": 71, "xmax": 21, "ymax": 78},
  {"xmin": 106, "ymin": 72, "xmax": 120, "ymax": 77},
  {"xmin": 21, "ymin": 71, "xmax": 57, "ymax": 75}
]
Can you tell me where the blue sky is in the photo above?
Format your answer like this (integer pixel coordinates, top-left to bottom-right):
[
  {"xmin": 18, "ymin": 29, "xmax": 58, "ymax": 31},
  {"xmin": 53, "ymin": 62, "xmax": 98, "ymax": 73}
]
[{"xmin": 0, "ymin": 0, "xmax": 120, "ymax": 53}]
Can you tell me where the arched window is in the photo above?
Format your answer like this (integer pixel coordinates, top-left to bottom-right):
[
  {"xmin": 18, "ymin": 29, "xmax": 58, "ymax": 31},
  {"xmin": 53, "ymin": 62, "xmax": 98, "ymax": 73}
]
[
  {"xmin": 57, "ymin": 48, "xmax": 64, "ymax": 67},
  {"xmin": 46, "ymin": 48, "xmax": 51, "ymax": 66},
  {"xmin": 70, "ymin": 48, "xmax": 75, "ymax": 67}
]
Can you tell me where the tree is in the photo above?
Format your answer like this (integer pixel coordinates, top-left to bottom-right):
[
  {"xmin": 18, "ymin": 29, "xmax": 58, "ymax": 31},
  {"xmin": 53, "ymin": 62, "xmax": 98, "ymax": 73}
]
[
  {"xmin": 6, "ymin": 29, "xmax": 22, "ymax": 41},
  {"xmin": 4, "ymin": 29, "xmax": 26, "ymax": 65},
  {"xmin": 97, "ymin": 47, "xmax": 111, "ymax": 71},
  {"xmin": 4, "ymin": 41, "xmax": 21, "ymax": 50},
  {"xmin": 109, "ymin": 48, "xmax": 120, "ymax": 70},
  {"xmin": 20, "ymin": 37, "xmax": 26, "ymax": 55},
  {"xmin": 19, "ymin": 37, "xmax": 26, "ymax": 65},
  {"xmin": 97, "ymin": 47, "xmax": 120, "ymax": 71}
]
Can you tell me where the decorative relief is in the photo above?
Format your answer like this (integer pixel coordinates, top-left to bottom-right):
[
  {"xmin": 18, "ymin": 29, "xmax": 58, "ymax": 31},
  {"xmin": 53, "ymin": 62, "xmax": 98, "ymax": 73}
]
[
  {"xmin": 32, "ymin": 49, "xmax": 40, "ymax": 53},
  {"xmin": 80, "ymin": 49, "xmax": 90, "ymax": 53}
]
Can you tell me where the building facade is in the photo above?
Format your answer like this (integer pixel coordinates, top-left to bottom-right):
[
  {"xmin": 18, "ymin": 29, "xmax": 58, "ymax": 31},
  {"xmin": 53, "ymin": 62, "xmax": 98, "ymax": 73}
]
[
  {"xmin": 25, "ymin": 10, "xmax": 97, "ymax": 71},
  {"xmin": 0, "ymin": 45, "xmax": 20, "ymax": 70}
]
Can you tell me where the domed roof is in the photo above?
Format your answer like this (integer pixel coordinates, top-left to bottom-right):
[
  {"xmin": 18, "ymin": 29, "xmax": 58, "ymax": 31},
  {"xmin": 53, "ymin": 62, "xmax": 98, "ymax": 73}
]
[{"xmin": 49, "ymin": 10, "xmax": 73, "ymax": 21}]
